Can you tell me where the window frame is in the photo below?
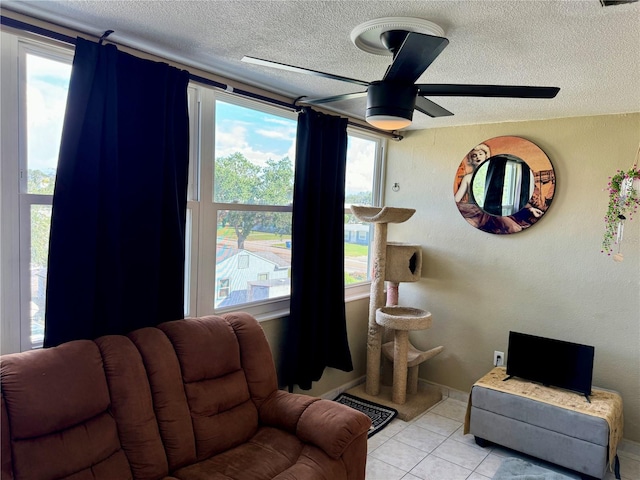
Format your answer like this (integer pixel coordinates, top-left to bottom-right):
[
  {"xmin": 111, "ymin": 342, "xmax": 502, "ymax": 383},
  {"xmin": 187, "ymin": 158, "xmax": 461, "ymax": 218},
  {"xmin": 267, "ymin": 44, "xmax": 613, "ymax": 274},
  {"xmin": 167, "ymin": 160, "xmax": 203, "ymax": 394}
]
[
  {"xmin": 194, "ymin": 90, "xmax": 385, "ymax": 317},
  {"xmin": 20, "ymin": 43, "xmax": 73, "ymax": 351},
  {"xmin": 1, "ymin": 34, "xmax": 74, "ymax": 352},
  {"xmin": 1, "ymin": 31, "xmax": 22, "ymax": 354},
  {"xmin": 342, "ymin": 127, "xmax": 386, "ymax": 298},
  {"xmin": 198, "ymin": 91, "xmax": 298, "ymax": 318}
]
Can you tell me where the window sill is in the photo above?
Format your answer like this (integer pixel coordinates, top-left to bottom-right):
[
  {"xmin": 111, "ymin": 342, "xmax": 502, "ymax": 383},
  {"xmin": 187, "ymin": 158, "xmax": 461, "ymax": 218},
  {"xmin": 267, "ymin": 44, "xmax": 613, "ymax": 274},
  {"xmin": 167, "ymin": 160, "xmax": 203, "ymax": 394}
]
[{"xmin": 251, "ymin": 283, "xmax": 371, "ymax": 323}]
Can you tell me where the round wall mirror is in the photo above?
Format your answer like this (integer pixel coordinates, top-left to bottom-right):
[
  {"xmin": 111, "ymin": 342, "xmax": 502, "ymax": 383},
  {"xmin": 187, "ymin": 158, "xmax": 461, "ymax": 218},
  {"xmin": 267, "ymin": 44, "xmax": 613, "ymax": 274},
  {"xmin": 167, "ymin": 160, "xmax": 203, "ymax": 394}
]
[{"xmin": 453, "ymin": 136, "xmax": 555, "ymax": 234}]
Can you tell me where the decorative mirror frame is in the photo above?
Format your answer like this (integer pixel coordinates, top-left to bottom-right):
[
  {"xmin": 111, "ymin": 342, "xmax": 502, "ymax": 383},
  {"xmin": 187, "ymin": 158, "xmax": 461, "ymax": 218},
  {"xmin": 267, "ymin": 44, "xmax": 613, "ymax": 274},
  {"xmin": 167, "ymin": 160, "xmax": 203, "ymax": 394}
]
[{"xmin": 453, "ymin": 136, "xmax": 555, "ymax": 235}]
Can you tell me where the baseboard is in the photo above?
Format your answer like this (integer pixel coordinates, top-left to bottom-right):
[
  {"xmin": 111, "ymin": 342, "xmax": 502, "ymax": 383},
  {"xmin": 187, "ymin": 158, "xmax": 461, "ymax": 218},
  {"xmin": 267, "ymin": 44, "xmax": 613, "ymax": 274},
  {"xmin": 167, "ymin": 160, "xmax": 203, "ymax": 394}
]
[
  {"xmin": 319, "ymin": 376, "xmax": 366, "ymax": 400},
  {"xmin": 618, "ymin": 438, "xmax": 640, "ymax": 461},
  {"xmin": 417, "ymin": 378, "xmax": 469, "ymax": 403},
  {"xmin": 320, "ymin": 376, "xmax": 470, "ymax": 403}
]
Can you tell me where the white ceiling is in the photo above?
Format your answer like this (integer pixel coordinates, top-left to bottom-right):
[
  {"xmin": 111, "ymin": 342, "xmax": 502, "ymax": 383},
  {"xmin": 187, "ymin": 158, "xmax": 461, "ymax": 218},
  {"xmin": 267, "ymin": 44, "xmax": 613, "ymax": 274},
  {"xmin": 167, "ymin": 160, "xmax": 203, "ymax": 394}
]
[{"xmin": 3, "ymin": 0, "xmax": 640, "ymax": 131}]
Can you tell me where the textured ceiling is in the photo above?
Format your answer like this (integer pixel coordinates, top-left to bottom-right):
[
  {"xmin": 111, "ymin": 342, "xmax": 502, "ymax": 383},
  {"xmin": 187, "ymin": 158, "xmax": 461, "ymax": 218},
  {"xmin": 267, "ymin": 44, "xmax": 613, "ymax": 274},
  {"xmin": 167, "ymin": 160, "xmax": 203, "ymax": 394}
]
[{"xmin": 3, "ymin": 0, "xmax": 640, "ymax": 131}]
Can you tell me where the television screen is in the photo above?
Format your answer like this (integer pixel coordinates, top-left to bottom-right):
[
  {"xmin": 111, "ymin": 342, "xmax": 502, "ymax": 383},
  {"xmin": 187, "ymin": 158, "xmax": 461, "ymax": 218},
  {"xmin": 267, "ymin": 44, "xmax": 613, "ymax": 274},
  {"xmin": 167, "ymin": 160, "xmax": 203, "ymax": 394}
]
[{"xmin": 506, "ymin": 331, "xmax": 595, "ymax": 398}]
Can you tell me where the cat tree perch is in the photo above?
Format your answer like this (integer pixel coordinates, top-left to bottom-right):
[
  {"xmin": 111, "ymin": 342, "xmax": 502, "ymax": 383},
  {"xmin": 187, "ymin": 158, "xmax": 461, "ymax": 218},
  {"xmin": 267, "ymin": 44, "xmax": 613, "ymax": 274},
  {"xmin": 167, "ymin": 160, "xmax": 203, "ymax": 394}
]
[{"xmin": 350, "ymin": 206, "xmax": 443, "ymax": 409}]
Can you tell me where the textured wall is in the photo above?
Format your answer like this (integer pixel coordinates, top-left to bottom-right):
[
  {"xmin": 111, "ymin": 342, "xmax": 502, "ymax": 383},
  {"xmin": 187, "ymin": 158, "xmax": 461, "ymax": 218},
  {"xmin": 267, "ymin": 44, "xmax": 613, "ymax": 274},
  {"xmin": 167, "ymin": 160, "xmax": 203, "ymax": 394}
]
[{"xmin": 384, "ymin": 113, "xmax": 640, "ymax": 441}]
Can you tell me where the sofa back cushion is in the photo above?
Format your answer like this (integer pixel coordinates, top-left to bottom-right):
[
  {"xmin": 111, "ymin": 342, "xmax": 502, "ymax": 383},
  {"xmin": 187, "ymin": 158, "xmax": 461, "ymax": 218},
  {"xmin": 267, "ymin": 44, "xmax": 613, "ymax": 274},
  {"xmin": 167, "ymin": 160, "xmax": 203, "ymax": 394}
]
[
  {"xmin": 95, "ymin": 335, "xmax": 169, "ymax": 479},
  {"xmin": 128, "ymin": 327, "xmax": 197, "ymax": 471},
  {"xmin": 158, "ymin": 315, "xmax": 265, "ymax": 461},
  {"xmin": 221, "ymin": 312, "xmax": 279, "ymax": 407},
  {"xmin": 0, "ymin": 341, "xmax": 133, "ymax": 480}
]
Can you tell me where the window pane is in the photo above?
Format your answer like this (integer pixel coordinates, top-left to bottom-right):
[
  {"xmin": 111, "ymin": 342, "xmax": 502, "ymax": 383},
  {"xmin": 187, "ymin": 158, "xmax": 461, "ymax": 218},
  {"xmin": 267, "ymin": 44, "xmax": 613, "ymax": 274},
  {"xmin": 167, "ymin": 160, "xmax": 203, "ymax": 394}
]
[
  {"xmin": 345, "ymin": 135, "xmax": 376, "ymax": 206},
  {"xmin": 30, "ymin": 205, "xmax": 52, "ymax": 345},
  {"xmin": 214, "ymin": 100, "xmax": 295, "ymax": 205},
  {"xmin": 344, "ymin": 223, "xmax": 371, "ymax": 285},
  {"xmin": 26, "ymin": 54, "xmax": 71, "ymax": 194},
  {"xmin": 344, "ymin": 135, "xmax": 377, "ymax": 285},
  {"xmin": 215, "ymin": 210, "xmax": 291, "ymax": 308}
]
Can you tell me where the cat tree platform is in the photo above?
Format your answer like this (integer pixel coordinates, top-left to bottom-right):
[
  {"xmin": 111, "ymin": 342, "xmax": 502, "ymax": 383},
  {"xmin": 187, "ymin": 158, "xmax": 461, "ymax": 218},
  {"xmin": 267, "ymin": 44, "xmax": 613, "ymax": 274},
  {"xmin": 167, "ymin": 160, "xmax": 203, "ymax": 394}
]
[
  {"xmin": 376, "ymin": 306, "xmax": 436, "ymax": 405},
  {"xmin": 350, "ymin": 206, "xmax": 416, "ymax": 224}
]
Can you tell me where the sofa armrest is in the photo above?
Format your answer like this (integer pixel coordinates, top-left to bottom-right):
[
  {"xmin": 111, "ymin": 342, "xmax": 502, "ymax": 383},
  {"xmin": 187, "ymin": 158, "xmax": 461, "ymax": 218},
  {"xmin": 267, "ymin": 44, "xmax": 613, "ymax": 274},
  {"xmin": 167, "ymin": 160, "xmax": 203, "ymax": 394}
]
[
  {"xmin": 259, "ymin": 391, "xmax": 371, "ymax": 459},
  {"xmin": 298, "ymin": 398, "xmax": 371, "ymax": 459}
]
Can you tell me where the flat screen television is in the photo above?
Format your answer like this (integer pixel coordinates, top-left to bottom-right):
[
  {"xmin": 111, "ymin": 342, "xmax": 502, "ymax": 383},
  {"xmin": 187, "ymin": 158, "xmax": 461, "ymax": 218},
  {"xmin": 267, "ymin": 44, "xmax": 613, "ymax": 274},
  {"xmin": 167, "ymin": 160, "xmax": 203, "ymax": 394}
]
[{"xmin": 505, "ymin": 331, "xmax": 595, "ymax": 401}]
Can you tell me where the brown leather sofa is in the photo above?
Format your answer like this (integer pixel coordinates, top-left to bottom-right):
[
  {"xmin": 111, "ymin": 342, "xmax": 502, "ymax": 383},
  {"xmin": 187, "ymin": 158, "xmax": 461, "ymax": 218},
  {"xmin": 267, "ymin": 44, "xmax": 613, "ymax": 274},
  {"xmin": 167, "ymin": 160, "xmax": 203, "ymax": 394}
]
[{"xmin": 1, "ymin": 312, "xmax": 371, "ymax": 480}]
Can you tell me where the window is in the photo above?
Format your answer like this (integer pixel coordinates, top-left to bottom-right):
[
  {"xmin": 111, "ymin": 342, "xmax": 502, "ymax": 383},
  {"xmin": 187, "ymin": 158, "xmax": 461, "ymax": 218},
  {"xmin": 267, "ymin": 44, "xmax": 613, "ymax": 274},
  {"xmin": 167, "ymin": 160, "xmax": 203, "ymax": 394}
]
[
  {"xmin": 237, "ymin": 254, "xmax": 250, "ymax": 269},
  {"xmin": 344, "ymin": 132, "xmax": 380, "ymax": 286},
  {"xmin": 199, "ymin": 94, "xmax": 383, "ymax": 314},
  {"xmin": 24, "ymin": 52, "xmax": 71, "ymax": 348},
  {"xmin": 217, "ymin": 279, "xmax": 230, "ymax": 299},
  {"xmin": 1, "ymin": 34, "xmax": 72, "ymax": 351},
  {"xmin": 209, "ymin": 96, "xmax": 296, "ymax": 311},
  {"xmin": 1, "ymin": 31, "xmax": 384, "ymax": 352}
]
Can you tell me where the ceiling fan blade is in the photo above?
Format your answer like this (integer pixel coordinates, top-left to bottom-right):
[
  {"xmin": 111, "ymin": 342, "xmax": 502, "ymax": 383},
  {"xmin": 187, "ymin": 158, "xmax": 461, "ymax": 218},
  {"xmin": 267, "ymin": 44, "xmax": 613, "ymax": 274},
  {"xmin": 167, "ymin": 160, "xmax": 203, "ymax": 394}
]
[
  {"xmin": 301, "ymin": 91, "xmax": 368, "ymax": 105},
  {"xmin": 416, "ymin": 84, "xmax": 560, "ymax": 98},
  {"xmin": 241, "ymin": 56, "xmax": 370, "ymax": 87},
  {"xmin": 383, "ymin": 33, "xmax": 449, "ymax": 84},
  {"xmin": 415, "ymin": 96, "xmax": 454, "ymax": 118}
]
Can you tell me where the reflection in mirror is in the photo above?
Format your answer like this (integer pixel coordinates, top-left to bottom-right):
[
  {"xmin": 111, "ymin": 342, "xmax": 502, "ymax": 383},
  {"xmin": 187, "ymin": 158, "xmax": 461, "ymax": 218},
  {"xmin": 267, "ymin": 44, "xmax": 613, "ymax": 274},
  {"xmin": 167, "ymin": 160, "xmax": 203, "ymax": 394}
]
[
  {"xmin": 453, "ymin": 136, "xmax": 555, "ymax": 235},
  {"xmin": 472, "ymin": 154, "xmax": 535, "ymax": 216}
]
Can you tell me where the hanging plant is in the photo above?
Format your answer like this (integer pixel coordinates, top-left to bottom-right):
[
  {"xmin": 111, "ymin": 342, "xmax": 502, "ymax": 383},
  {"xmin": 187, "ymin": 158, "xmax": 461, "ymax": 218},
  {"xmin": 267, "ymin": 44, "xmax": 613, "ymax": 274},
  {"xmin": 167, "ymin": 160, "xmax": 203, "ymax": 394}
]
[{"xmin": 601, "ymin": 162, "xmax": 640, "ymax": 259}]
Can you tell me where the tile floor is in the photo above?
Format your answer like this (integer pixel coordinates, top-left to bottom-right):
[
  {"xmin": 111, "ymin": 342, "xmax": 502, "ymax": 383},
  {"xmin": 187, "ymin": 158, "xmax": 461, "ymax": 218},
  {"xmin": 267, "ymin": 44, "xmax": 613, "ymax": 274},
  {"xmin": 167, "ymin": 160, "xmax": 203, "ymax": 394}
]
[{"xmin": 365, "ymin": 397, "xmax": 640, "ymax": 480}]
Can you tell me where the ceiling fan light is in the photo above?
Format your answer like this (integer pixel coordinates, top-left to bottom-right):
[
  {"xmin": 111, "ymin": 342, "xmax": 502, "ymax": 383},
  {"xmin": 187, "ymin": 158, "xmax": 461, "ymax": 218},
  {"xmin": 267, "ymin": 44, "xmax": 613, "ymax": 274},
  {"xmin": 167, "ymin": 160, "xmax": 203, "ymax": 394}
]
[
  {"xmin": 366, "ymin": 81, "xmax": 417, "ymax": 131},
  {"xmin": 366, "ymin": 115, "xmax": 412, "ymax": 130}
]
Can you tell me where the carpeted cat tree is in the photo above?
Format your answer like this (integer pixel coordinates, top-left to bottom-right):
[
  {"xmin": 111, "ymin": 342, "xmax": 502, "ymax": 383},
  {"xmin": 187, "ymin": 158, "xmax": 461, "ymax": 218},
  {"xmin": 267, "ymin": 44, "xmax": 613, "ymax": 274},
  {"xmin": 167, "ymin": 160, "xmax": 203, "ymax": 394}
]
[{"xmin": 347, "ymin": 206, "xmax": 443, "ymax": 420}]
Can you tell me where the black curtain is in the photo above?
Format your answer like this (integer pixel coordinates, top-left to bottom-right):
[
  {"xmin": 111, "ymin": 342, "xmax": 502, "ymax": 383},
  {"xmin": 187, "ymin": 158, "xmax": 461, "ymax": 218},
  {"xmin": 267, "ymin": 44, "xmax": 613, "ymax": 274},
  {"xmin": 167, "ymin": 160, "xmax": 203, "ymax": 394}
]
[
  {"xmin": 483, "ymin": 155, "xmax": 507, "ymax": 216},
  {"xmin": 281, "ymin": 108, "xmax": 353, "ymax": 390},
  {"xmin": 44, "ymin": 38, "xmax": 190, "ymax": 347}
]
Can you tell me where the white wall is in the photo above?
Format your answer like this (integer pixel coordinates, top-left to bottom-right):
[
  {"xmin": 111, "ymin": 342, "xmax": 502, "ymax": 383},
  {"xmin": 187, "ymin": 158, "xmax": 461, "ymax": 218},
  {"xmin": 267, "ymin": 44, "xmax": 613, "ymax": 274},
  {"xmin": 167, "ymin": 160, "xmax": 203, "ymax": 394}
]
[{"xmin": 383, "ymin": 113, "xmax": 640, "ymax": 441}]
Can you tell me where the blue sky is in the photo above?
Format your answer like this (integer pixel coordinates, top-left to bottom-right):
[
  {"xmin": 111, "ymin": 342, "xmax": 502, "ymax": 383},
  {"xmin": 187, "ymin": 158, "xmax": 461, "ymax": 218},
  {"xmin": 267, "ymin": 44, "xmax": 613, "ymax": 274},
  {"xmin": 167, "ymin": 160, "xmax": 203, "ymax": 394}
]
[
  {"xmin": 215, "ymin": 100, "xmax": 297, "ymax": 166},
  {"xmin": 30, "ymin": 56, "xmax": 375, "ymax": 194},
  {"xmin": 215, "ymin": 99, "xmax": 376, "ymax": 195}
]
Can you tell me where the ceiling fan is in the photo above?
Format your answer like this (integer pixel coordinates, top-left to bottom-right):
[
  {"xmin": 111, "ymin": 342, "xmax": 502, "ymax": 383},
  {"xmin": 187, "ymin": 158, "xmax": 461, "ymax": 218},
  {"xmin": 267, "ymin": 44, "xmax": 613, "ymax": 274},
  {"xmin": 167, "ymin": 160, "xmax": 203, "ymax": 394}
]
[{"xmin": 242, "ymin": 18, "xmax": 560, "ymax": 131}]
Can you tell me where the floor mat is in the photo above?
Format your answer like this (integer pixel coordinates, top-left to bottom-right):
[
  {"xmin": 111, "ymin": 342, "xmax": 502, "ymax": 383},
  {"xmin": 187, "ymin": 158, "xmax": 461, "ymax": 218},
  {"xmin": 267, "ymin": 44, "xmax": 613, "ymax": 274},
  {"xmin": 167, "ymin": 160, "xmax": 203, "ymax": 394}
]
[{"xmin": 334, "ymin": 392, "xmax": 398, "ymax": 438}]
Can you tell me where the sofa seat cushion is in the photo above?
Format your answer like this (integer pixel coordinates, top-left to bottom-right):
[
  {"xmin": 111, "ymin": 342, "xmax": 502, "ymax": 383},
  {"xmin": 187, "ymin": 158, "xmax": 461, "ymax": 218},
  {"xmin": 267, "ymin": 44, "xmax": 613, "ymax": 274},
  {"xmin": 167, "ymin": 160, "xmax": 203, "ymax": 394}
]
[{"xmin": 170, "ymin": 426, "xmax": 346, "ymax": 480}]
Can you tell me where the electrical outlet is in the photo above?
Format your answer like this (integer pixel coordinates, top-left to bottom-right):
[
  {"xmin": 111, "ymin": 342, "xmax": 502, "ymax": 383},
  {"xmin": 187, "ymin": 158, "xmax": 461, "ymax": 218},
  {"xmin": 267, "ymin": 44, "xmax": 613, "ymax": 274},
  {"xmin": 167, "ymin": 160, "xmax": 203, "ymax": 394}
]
[{"xmin": 493, "ymin": 350, "xmax": 504, "ymax": 366}]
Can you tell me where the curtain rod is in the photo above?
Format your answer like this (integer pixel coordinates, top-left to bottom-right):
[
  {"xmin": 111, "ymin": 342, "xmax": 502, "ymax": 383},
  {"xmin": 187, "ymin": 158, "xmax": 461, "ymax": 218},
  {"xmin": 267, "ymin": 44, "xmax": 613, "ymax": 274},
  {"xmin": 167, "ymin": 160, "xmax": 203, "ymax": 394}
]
[{"xmin": 1, "ymin": 15, "xmax": 403, "ymax": 141}]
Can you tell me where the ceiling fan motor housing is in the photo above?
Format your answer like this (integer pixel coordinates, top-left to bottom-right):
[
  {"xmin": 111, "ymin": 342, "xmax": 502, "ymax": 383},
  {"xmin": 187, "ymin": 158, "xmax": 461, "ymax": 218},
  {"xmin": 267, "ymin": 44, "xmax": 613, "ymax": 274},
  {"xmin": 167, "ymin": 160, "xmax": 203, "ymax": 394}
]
[{"xmin": 366, "ymin": 81, "xmax": 417, "ymax": 123}]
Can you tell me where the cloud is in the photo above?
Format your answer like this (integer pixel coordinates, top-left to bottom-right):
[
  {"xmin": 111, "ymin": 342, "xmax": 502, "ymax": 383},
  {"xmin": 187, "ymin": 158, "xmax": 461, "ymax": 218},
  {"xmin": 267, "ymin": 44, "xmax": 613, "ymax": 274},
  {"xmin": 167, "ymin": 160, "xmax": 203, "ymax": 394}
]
[
  {"xmin": 263, "ymin": 117, "xmax": 295, "ymax": 127},
  {"xmin": 255, "ymin": 128, "xmax": 294, "ymax": 141},
  {"xmin": 26, "ymin": 57, "xmax": 71, "ymax": 171},
  {"xmin": 346, "ymin": 136, "xmax": 376, "ymax": 194},
  {"xmin": 216, "ymin": 112, "xmax": 297, "ymax": 167},
  {"xmin": 255, "ymin": 116, "xmax": 297, "ymax": 142},
  {"xmin": 216, "ymin": 123, "xmax": 251, "ymax": 152}
]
